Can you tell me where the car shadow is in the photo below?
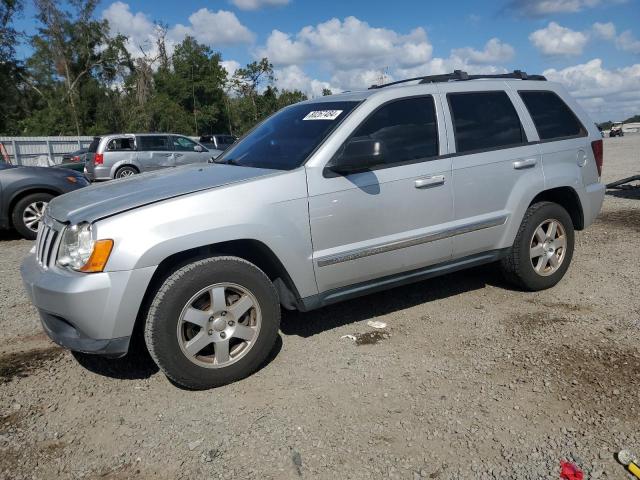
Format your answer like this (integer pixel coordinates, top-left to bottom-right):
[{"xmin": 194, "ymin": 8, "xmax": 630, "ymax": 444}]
[
  {"xmin": 606, "ymin": 187, "xmax": 640, "ymax": 200},
  {"xmin": 0, "ymin": 230, "xmax": 25, "ymax": 241},
  {"xmin": 71, "ymin": 347, "xmax": 159, "ymax": 380},
  {"xmin": 281, "ymin": 263, "xmax": 510, "ymax": 338}
]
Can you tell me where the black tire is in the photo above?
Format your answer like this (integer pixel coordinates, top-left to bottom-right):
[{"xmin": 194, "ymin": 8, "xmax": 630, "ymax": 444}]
[
  {"xmin": 114, "ymin": 165, "xmax": 138, "ymax": 179},
  {"xmin": 500, "ymin": 202, "xmax": 575, "ymax": 291},
  {"xmin": 144, "ymin": 256, "xmax": 280, "ymax": 389},
  {"xmin": 11, "ymin": 192, "xmax": 54, "ymax": 240}
]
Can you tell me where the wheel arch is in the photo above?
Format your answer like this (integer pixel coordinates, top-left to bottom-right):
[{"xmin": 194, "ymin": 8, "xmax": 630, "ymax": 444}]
[
  {"xmin": 132, "ymin": 239, "xmax": 301, "ymax": 344},
  {"xmin": 113, "ymin": 164, "xmax": 140, "ymax": 178},
  {"xmin": 529, "ymin": 186, "xmax": 584, "ymax": 230},
  {"xmin": 7, "ymin": 188, "xmax": 60, "ymax": 226}
]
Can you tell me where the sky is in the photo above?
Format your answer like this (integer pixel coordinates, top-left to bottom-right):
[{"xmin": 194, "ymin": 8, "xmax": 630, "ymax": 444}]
[{"xmin": 14, "ymin": 0, "xmax": 640, "ymax": 121}]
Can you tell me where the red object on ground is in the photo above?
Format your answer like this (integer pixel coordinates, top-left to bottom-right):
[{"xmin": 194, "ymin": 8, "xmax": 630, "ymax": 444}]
[{"xmin": 560, "ymin": 461, "xmax": 584, "ymax": 480}]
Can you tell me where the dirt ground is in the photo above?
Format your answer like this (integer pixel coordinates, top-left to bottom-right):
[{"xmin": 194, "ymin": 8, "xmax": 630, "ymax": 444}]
[{"xmin": 1, "ymin": 135, "xmax": 639, "ymax": 480}]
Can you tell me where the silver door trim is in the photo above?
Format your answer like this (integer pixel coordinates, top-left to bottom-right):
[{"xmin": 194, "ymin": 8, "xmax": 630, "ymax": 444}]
[{"xmin": 316, "ymin": 214, "xmax": 509, "ymax": 267}]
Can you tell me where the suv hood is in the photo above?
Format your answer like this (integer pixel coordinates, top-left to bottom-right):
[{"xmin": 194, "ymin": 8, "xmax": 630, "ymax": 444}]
[{"xmin": 47, "ymin": 163, "xmax": 277, "ymax": 224}]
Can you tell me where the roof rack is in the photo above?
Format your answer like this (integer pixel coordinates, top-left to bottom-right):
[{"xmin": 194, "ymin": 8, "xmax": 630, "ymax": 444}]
[{"xmin": 369, "ymin": 70, "xmax": 546, "ymax": 89}]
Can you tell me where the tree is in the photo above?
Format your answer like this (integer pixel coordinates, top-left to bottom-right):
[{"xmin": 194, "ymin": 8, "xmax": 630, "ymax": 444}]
[
  {"xmin": 28, "ymin": 0, "xmax": 128, "ymax": 135},
  {"xmin": 232, "ymin": 58, "xmax": 274, "ymax": 122},
  {"xmin": 0, "ymin": 0, "xmax": 26, "ymax": 134},
  {"xmin": 322, "ymin": 88, "xmax": 333, "ymax": 96}
]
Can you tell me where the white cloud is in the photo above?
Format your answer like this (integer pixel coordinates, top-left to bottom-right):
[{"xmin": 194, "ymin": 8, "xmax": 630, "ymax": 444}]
[
  {"xmin": 275, "ymin": 65, "xmax": 338, "ymax": 97},
  {"xmin": 170, "ymin": 9, "xmax": 254, "ymax": 46},
  {"xmin": 257, "ymin": 17, "xmax": 433, "ymax": 69},
  {"xmin": 452, "ymin": 38, "xmax": 515, "ymax": 64},
  {"xmin": 592, "ymin": 21, "xmax": 616, "ymax": 40},
  {"xmin": 507, "ymin": 0, "xmax": 626, "ymax": 16},
  {"xmin": 544, "ymin": 59, "xmax": 640, "ymax": 120},
  {"xmin": 529, "ymin": 22, "xmax": 588, "ymax": 55},
  {"xmin": 221, "ymin": 60, "xmax": 241, "ymax": 77},
  {"xmin": 102, "ymin": 2, "xmax": 158, "ymax": 56},
  {"xmin": 591, "ymin": 22, "xmax": 640, "ymax": 54},
  {"xmin": 617, "ymin": 30, "xmax": 640, "ymax": 54},
  {"xmin": 230, "ymin": 0, "xmax": 290, "ymax": 10}
]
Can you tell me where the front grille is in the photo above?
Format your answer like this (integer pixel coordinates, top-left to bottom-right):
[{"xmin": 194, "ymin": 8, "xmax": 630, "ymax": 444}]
[{"xmin": 36, "ymin": 216, "xmax": 62, "ymax": 268}]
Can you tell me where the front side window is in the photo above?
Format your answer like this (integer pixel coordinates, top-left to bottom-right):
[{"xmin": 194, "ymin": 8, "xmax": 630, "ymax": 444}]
[
  {"xmin": 107, "ymin": 137, "xmax": 134, "ymax": 151},
  {"xmin": 138, "ymin": 135, "xmax": 170, "ymax": 151},
  {"xmin": 448, "ymin": 91, "xmax": 525, "ymax": 154},
  {"xmin": 216, "ymin": 101, "xmax": 359, "ymax": 170},
  {"xmin": 519, "ymin": 90, "xmax": 585, "ymax": 141},
  {"xmin": 172, "ymin": 136, "xmax": 199, "ymax": 151},
  {"xmin": 349, "ymin": 96, "xmax": 439, "ymax": 165}
]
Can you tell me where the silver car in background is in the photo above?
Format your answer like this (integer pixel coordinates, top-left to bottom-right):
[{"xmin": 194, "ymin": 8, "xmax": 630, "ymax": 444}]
[{"xmin": 85, "ymin": 133, "xmax": 223, "ymax": 181}]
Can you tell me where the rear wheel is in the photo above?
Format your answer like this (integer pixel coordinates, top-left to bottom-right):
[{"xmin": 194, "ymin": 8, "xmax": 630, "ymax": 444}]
[
  {"xmin": 12, "ymin": 192, "xmax": 54, "ymax": 240},
  {"xmin": 144, "ymin": 256, "xmax": 280, "ymax": 389},
  {"xmin": 500, "ymin": 202, "xmax": 575, "ymax": 291},
  {"xmin": 114, "ymin": 165, "xmax": 138, "ymax": 179}
]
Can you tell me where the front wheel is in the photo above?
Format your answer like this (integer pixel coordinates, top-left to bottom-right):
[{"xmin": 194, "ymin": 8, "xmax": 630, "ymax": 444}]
[
  {"xmin": 500, "ymin": 202, "xmax": 575, "ymax": 291},
  {"xmin": 12, "ymin": 192, "xmax": 54, "ymax": 240},
  {"xmin": 144, "ymin": 256, "xmax": 280, "ymax": 389}
]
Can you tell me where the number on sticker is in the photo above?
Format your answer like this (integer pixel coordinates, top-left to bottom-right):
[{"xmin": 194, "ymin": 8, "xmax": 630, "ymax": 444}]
[{"xmin": 303, "ymin": 110, "xmax": 343, "ymax": 121}]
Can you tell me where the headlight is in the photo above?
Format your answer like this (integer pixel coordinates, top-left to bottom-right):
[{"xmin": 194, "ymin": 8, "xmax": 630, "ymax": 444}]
[{"xmin": 57, "ymin": 223, "xmax": 113, "ymax": 273}]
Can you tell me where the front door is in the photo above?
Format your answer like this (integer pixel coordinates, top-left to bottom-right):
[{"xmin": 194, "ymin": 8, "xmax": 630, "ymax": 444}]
[
  {"xmin": 136, "ymin": 135, "xmax": 174, "ymax": 172},
  {"xmin": 171, "ymin": 136, "xmax": 210, "ymax": 166},
  {"xmin": 306, "ymin": 95, "xmax": 454, "ymax": 293}
]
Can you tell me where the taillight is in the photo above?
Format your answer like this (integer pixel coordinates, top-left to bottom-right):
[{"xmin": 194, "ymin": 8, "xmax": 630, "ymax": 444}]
[
  {"xmin": 591, "ymin": 140, "xmax": 603, "ymax": 176},
  {"xmin": 72, "ymin": 155, "xmax": 79, "ymax": 162},
  {"xmin": 94, "ymin": 153, "xmax": 104, "ymax": 166}
]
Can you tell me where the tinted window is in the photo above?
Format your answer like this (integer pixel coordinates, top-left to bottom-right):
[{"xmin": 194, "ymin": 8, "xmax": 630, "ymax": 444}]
[
  {"xmin": 216, "ymin": 101, "xmax": 358, "ymax": 170},
  {"xmin": 88, "ymin": 137, "xmax": 101, "ymax": 153},
  {"xmin": 448, "ymin": 92, "xmax": 524, "ymax": 153},
  {"xmin": 172, "ymin": 136, "xmax": 199, "ymax": 151},
  {"xmin": 107, "ymin": 137, "xmax": 134, "ymax": 151},
  {"xmin": 519, "ymin": 91, "xmax": 585, "ymax": 140},
  {"xmin": 350, "ymin": 96, "xmax": 438, "ymax": 165},
  {"xmin": 137, "ymin": 135, "xmax": 170, "ymax": 151}
]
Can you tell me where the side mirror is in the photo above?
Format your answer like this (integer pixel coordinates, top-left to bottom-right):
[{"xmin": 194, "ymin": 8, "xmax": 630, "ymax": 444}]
[
  {"xmin": 194, "ymin": 145, "xmax": 204, "ymax": 152},
  {"xmin": 330, "ymin": 138, "xmax": 385, "ymax": 174}
]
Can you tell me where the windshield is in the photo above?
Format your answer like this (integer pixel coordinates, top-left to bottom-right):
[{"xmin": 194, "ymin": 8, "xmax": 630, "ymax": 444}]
[{"xmin": 216, "ymin": 101, "xmax": 359, "ymax": 170}]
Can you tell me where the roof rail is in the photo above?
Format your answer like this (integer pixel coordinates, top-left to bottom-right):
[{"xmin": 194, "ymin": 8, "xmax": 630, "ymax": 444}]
[{"xmin": 369, "ymin": 70, "xmax": 546, "ymax": 89}]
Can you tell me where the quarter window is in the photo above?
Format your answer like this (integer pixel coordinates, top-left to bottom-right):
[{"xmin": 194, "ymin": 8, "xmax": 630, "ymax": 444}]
[
  {"xmin": 106, "ymin": 137, "xmax": 135, "ymax": 151},
  {"xmin": 519, "ymin": 91, "xmax": 585, "ymax": 140},
  {"xmin": 448, "ymin": 91, "xmax": 525, "ymax": 153},
  {"xmin": 137, "ymin": 135, "xmax": 170, "ymax": 151},
  {"xmin": 350, "ymin": 96, "xmax": 439, "ymax": 165}
]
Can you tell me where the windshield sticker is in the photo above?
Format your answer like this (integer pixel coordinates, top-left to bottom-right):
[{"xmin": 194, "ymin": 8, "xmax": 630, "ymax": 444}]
[{"xmin": 303, "ymin": 110, "xmax": 343, "ymax": 121}]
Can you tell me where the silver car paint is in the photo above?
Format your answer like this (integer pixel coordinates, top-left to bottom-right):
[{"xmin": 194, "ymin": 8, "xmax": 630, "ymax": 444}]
[
  {"xmin": 22, "ymin": 79, "xmax": 605, "ymax": 351},
  {"xmin": 85, "ymin": 134, "xmax": 222, "ymax": 181}
]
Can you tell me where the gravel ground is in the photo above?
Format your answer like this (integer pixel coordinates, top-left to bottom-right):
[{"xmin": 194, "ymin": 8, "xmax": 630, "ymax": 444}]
[{"xmin": 1, "ymin": 136, "xmax": 639, "ymax": 480}]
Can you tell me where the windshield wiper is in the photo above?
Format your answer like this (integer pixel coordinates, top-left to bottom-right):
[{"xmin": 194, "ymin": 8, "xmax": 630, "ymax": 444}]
[{"xmin": 213, "ymin": 157, "xmax": 241, "ymax": 166}]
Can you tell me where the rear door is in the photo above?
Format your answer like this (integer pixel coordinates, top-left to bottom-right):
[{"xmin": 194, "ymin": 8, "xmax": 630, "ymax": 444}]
[
  {"xmin": 441, "ymin": 86, "xmax": 544, "ymax": 259},
  {"xmin": 136, "ymin": 135, "xmax": 173, "ymax": 171},
  {"xmin": 516, "ymin": 89, "xmax": 592, "ymax": 187}
]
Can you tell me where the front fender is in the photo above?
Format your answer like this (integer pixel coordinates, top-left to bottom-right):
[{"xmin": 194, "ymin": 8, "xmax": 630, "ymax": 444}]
[{"xmin": 94, "ymin": 169, "xmax": 319, "ymax": 298}]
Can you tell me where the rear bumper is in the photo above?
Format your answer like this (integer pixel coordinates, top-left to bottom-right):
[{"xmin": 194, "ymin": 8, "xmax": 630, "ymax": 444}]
[
  {"xmin": 581, "ymin": 182, "xmax": 605, "ymax": 228},
  {"xmin": 85, "ymin": 165, "xmax": 112, "ymax": 181},
  {"xmin": 21, "ymin": 253, "xmax": 156, "ymax": 357}
]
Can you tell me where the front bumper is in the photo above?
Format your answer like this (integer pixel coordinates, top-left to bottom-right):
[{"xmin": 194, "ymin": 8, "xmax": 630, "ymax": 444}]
[{"xmin": 21, "ymin": 253, "xmax": 156, "ymax": 357}]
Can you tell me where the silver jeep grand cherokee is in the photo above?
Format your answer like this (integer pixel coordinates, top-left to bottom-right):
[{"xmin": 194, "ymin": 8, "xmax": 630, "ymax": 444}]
[{"xmin": 22, "ymin": 71, "xmax": 605, "ymax": 389}]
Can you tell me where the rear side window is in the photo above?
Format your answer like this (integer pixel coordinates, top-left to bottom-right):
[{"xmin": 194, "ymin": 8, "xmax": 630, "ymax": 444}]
[
  {"xmin": 519, "ymin": 91, "xmax": 585, "ymax": 141},
  {"xmin": 351, "ymin": 96, "xmax": 438, "ymax": 165},
  {"xmin": 106, "ymin": 137, "xmax": 135, "ymax": 151},
  {"xmin": 137, "ymin": 135, "xmax": 170, "ymax": 151},
  {"xmin": 88, "ymin": 137, "xmax": 101, "ymax": 153},
  {"xmin": 448, "ymin": 91, "xmax": 524, "ymax": 154}
]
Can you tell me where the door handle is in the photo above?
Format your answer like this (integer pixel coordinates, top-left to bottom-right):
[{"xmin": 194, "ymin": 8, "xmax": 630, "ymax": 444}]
[
  {"xmin": 414, "ymin": 175, "xmax": 445, "ymax": 189},
  {"xmin": 513, "ymin": 158, "xmax": 537, "ymax": 170}
]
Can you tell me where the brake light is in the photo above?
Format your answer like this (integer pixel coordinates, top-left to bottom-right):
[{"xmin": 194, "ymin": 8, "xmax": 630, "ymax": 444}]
[
  {"xmin": 72, "ymin": 155, "xmax": 79, "ymax": 162},
  {"xmin": 591, "ymin": 140, "xmax": 603, "ymax": 176},
  {"xmin": 94, "ymin": 153, "xmax": 104, "ymax": 166}
]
